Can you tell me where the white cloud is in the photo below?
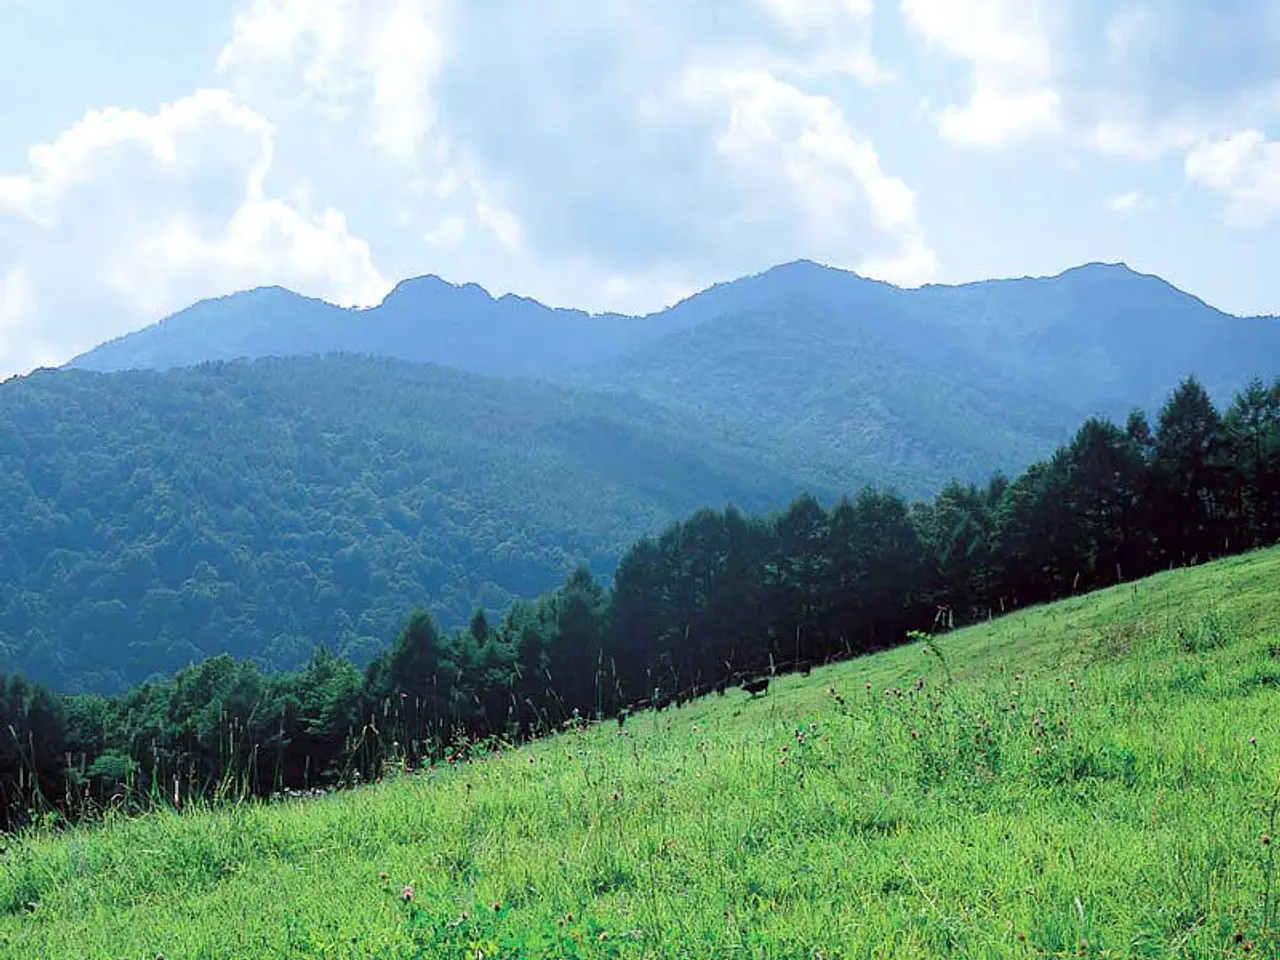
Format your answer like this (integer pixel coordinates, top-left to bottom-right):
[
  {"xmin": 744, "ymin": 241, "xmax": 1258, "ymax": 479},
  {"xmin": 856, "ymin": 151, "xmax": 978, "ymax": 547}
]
[
  {"xmin": 1108, "ymin": 190, "xmax": 1157, "ymax": 212},
  {"xmin": 857, "ymin": 238, "xmax": 938, "ymax": 287},
  {"xmin": 1185, "ymin": 130, "xmax": 1280, "ymax": 227},
  {"xmin": 901, "ymin": 0, "xmax": 1060, "ymax": 145},
  {"xmin": 212, "ymin": 0, "xmax": 932, "ymax": 312},
  {"xmin": 683, "ymin": 68, "xmax": 935, "ymax": 284},
  {"xmin": 217, "ymin": 0, "xmax": 530, "ymax": 260},
  {"xmin": 902, "ymin": 0, "xmax": 1280, "ymax": 161},
  {"xmin": 898, "ymin": 0, "xmax": 1280, "ymax": 232},
  {"xmin": 219, "ymin": 0, "xmax": 446, "ymax": 162},
  {"xmin": 937, "ymin": 87, "xmax": 1060, "ymax": 146},
  {"xmin": 0, "ymin": 89, "xmax": 387, "ymax": 375}
]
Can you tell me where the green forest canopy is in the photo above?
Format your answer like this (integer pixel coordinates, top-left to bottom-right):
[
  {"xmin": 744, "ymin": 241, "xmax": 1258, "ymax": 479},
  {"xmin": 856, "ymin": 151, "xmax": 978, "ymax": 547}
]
[
  {"xmin": 1, "ymin": 372, "xmax": 1277, "ymax": 831},
  {"xmin": 0, "ymin": 355, "xmax": 816, "ymax": 692}
]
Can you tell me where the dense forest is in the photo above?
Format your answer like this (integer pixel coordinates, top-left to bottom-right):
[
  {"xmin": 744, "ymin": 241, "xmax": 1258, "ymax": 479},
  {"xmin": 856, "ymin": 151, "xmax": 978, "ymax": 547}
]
[
  {"xmin": 2, "ymin": 373, "xmax": 1277, "ymax": 831},
  {"xmin": 0, "ymin": 356, "xmax": 816, "ymax": 692}
]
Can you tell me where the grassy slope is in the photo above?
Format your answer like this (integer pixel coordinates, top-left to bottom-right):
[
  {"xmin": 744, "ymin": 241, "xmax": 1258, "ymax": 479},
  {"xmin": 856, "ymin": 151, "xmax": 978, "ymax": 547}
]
[{"xmin": 4, "ymin": 549, "xmax": 1280, "ymax": 958}]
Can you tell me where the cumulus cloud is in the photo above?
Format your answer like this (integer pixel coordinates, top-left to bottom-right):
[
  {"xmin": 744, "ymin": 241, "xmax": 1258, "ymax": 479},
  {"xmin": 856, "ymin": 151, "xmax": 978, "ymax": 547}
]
[
  {"xmin": 901, "ymin": 0, "xmax": 1061, "ymax": 145},
  {"xmin": 210, "ymin": 0, "xmax": 928, "ymax": 313},
  {"xmin": 900, "ymin": 0, "xmax": 1280, "ymax": 228},
  {"xmin": 219, "ymin": 0, "xmax": 446, "ymax": 162},
  {"xmin": 681, "ymin": 68, "xmax": 934, "ymax": 283},
  {"xmin": 904, "ymin": 0, "xmax": 1280, "ymax": 151},
  {"xmin": 0, "ymin": 89, "xmax": 387, "ymax": 377},
  {"xmin": 1185, "ymin": 131, "xmax": 1280, "ymax": 227}
]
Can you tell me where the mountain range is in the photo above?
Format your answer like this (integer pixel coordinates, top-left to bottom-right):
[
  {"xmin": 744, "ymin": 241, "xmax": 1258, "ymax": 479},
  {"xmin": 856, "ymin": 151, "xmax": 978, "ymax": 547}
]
[
  {"xmin": 1, "ymin": 258, "xmax": 1275, "ymax": 692},
  {"xmin": 71, "ymin": 260, "xmax": 1280, "ymax": 491},
  {"xmin": 73, "ymin": 259, "xmax": 1279, "ymax": 404}
]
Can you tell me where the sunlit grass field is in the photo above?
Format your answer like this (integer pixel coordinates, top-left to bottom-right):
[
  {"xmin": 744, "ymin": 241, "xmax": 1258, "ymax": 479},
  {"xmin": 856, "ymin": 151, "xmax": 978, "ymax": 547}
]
[{"xmin": 3, "ymin": 548, "xmax": 1280, "ymax": 958}]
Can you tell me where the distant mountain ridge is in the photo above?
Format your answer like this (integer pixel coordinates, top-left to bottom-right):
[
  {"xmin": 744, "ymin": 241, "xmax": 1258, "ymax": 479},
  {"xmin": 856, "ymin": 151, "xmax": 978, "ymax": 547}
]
[
  {"xmin": 70, "ymin": 260, "xmax": 1280, "ymax": 409},
  {"xmin": 71, "ymin": 272, "xmax": 676, "ymax": 379},
  {"xmin": 66, "ymin": 257, "xmax": 1280, "ymax": 505}
]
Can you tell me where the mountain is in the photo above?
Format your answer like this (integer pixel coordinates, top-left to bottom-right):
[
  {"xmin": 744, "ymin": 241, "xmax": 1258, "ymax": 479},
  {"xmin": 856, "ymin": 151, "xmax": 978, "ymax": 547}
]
[
  {"xmin": 69, "ymin": 262, "xmax": 1280, "ymax": 480},
  {"xmin": 71, "ymin": 276, "xmax": 675, "ymax": 379},
  {"xmin": 904, "ymin": 262, "xmax": 1280, "ymax": 411},
  {"xmin": 0, "ymin": 356, "xmax": 817, "ymax": 693},
  {"xmin": 71, "ymin": 260, "xmax": 1280, "ymax": 409},
  {"xmin": 563, "ymin": 261, "xmax": 1280, "ymax": 488}
]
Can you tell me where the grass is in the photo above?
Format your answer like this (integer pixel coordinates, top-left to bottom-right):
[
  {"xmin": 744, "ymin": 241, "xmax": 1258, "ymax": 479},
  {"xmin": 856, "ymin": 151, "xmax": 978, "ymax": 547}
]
[{"xmin": 3, "ymin": 548, "xmax": 1280, "ymax": 958}]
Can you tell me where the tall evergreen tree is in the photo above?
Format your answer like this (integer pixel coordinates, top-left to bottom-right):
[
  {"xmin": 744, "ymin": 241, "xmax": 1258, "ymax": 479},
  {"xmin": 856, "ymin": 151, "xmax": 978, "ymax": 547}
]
[
  {"xmin": 1224, "ymin": 378, "xmax": 1280, "ymax": 545},
  {"xmin": 1152, "ymin": 377, "xmax": 1227, "ymax": 564}
]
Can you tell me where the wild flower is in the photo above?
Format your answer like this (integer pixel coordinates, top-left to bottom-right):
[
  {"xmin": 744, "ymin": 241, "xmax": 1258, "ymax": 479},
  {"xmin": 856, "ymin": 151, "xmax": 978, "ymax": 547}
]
[{"xmin": 402, "ymin": 885, "xmax": 414, "ymax": 903}]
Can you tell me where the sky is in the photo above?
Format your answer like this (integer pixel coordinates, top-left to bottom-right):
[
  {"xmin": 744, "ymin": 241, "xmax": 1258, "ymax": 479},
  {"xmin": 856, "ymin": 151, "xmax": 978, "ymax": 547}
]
[{"xmin": 1, "ymin": 0, "xmax": 1279, "ymax": 378}]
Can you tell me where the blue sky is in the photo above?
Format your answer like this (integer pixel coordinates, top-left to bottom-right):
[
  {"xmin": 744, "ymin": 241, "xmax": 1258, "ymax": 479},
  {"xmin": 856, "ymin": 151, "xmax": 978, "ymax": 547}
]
[{"xmin": 1, "ymin": 0, "xmax": 1279, "ymax": 377}]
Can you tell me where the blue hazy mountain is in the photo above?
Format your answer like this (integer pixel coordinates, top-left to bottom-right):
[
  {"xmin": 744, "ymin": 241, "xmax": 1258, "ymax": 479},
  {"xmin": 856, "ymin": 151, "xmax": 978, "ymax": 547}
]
[{"xmin": 67, "ymin": 259, "xmax": 1280, "ymax": 502}]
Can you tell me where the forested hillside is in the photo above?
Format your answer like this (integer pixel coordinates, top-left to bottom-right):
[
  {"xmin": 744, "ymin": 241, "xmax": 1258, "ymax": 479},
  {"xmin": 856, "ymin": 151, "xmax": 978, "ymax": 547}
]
[
  {"xmin": 0, "ymin": 356, "xmax": 817, "ymax": 693},
  {"xmin": 1, "ymin": 373, "xmax": 1277, "ymax": 833},
  {"xmin": 568, "ymin": 294, "xmax": 1077, "ymax": 489}
]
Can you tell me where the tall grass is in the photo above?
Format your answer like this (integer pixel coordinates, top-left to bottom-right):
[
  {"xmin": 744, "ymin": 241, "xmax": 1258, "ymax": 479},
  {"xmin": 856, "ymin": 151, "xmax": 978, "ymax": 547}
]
[{"xmin": 2, "ymin": 547, "xmax": 1279, "ymax": 958}]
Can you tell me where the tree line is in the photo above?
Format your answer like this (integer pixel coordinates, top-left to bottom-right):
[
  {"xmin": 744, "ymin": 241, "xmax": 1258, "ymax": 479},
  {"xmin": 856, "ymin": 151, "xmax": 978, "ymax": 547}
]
[{"xmin": 2, "ymin": 374, "xmax": 1278, "ymax": 831}]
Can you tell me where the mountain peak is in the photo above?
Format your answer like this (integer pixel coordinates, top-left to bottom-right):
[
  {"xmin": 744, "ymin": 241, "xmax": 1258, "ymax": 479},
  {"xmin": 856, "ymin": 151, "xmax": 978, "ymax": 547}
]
[
  {"xmin": 1056, "ymin": 261, "xmax": 1141, "ymax": 280},
  {"xmin": 379, "ymin": 274, "xmax": 498, "ymax": 308},
  {"xmin": 758, "ymin": 259, "xmax": 873, "ymax": 282}
]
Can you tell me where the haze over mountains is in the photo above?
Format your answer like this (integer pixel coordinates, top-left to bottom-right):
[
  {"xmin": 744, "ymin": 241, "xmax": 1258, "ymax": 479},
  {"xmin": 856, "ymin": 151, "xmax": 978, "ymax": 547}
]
[
  {"xmin": 3, "ymin": 259, "xmax": 1276, "ymax": 692},
  {"xmin": 70, "ymin": 260, "xmax": 1280, "ymax": 486},
  {"xmin": 72, "ymin": 260, "xmax": 1279, "ymax": 407}
]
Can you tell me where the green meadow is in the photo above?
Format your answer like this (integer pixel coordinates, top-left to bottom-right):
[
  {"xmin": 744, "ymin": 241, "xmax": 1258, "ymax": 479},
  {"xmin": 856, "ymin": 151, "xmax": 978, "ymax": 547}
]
[{"xmin": 3, "ymin": 548, "xmax": 1280, "ymax": 959}]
